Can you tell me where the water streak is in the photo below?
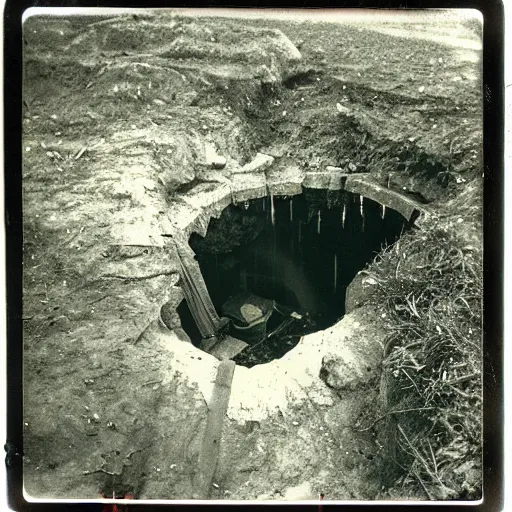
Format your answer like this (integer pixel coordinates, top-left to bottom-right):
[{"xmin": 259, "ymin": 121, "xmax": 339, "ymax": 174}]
[
  {"xmin": 382, "ymin": 204, "xmax": 386, "ymax": 219},
  {"xmin": 342, "ymin": 204, "xmax": 346, "ymax": 228},
  {"xmin": 270, "ymin": 192, "xmax": 275, "ymax": 227},
  {"xmin": 290, "ymin": 198, "xmax": 293, "ymax": 222},
  {"xmin": 317, "ymin": 210, "xmax": 321, "ymax": 234},
  {"xmin": 333, "ymin": 253, "xmax": 337, "ymax": 293}
]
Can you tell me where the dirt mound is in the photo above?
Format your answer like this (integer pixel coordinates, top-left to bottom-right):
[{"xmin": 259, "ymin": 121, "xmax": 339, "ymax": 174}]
[{"xmin": 61, "ymin": 16, "xmax": 301, "ymax": 71}]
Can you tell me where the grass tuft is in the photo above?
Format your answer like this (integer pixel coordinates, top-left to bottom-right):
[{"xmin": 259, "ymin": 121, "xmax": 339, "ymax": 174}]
[{"xmin": 364, "ymin": 217, "xmax": 482, "ymax": 500}]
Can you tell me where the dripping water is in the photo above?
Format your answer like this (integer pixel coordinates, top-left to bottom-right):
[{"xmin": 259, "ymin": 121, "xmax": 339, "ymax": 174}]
[
  {"xmin": 270, "ymin": 191, "xmax": 276, "ymax": 227},
  {"xmin": 360, "ymin": 195, "xmax": 365, "ymax": 232},
  {"xmin": 333, "ymin": 253, "xmax": 337, "ymax": 293},
  {"xmin": 317, "ymin": 210, "xmax": 321, "ymax": 234}
]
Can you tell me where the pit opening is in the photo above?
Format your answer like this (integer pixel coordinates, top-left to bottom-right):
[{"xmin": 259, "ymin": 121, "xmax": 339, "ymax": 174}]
[{"xmin": 179, "ymin": 189, "xmax": 411, "ymax": 367}]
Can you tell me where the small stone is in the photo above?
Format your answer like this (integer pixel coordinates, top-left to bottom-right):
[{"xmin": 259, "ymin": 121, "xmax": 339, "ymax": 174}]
[
  {"xmin": 153, "ymin": 99, "xmax": 166, "ymax": 105},
  {"xmin": 418, "ymin": 86, "xmax": 425, "ymax": 93},
  {"xmin": 210, "ymin": 155, "xmax": 227, "ymax": 170},
  {"xmin": 212, "ymin": 483, "xmax": 219, "ymax": 488},
  {"xmin": 292, "ymin": 421, "xmax": 299, "ymax": 426},
  {"xmin": 25, "ymin": 147, "xmax": 31, "ymax": 152},
  {"xmin": 336, "ymin": 103, "xmax": 350, "ymax": 114},
  {"xmin": 348, "ymin": 162, "xmax": 357, "ymax": 172},
  {"xmin": 438, "ymin": 57, "xmax": 443, "ymax": 63}
]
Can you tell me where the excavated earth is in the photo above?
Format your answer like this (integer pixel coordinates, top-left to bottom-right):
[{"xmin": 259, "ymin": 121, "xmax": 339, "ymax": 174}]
[{"xmin": 22, "ymin": 12, "xmax": 482, "ymax": 501}]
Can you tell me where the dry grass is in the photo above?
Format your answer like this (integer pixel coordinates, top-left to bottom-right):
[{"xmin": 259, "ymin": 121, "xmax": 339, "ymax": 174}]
[{"xmin": 364, "ymin": 216, "xmax": 482, "ymax": 500}]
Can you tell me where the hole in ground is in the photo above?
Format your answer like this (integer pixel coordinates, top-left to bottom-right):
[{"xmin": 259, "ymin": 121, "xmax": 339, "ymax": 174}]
[{"xmin": 179, "ymin": 189, "xmax": 410, "ymax": 367}]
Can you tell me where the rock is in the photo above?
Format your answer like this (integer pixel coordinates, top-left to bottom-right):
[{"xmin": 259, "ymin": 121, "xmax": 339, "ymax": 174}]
[
  {"xmin": 348, "ymin": 162, "xmax": 357, "ymax": 173},
  {"xmin": 418, "ymin": 86, "xmax": 425, "ymax": 93},
  {"xmin": 320, "ymin": 352, "xmax": 377, "ymax": 392},
  {"xmin": 210, "ymin": 155, "xmax": 227, "ymax": 170},
  {"xmin": 238, "ymin": 153, "xmax": 274, "ymax": 174},
  {"xmin": 156, "ymin": 133, "xmax": 197, "ymax": 193},
  {"xmin": 326, "ymin": 165, "xmax": 343, "ymax": 172},
  {"xmin": 48, "ymin": 315, "xmax": 71, "ymax": 331},
  {"xmin": 336, "ymin": 103, "xmax": 350, "ymax": 114},
  {"xmin": 204, "ymin": 142, "xmax": 227, "ymax": 170},
  {"xmin": 283, "ymin": 482, "xmax": 315, "ymax": 500},
  {"xmin": 345, "ymin": 271, "xmax": 372, "ymax": 313}
]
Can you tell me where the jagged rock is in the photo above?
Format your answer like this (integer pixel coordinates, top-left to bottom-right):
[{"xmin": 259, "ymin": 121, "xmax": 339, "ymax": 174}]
[
  {"xmin": 237, "ymin": 153, "xmax": 274, "ymax": 174},
  {"xmin": 320, "ymin": 352, "xmax": 377, "ymax": 392}
]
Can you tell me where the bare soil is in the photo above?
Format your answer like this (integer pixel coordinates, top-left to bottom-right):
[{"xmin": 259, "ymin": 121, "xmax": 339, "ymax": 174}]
[{"xmin": 22, "ymin": 12, "xmax": 482, "ymax": 501}]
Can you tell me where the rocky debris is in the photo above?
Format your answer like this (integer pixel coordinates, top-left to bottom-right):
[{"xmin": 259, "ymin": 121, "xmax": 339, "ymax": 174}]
[
  {"xmin": 283, "ymin": 481, "xmax": 315, "ymax": 500},
  {"xmin": 320, "ymin": 351, "xmax": 378, "ymax": 392},
  {"xmin": 204, "ymin": 142, "xmax": 227, "ymax": 170},
  {"xmin": 153, "ymin": 133, "xmax": 198, "ymax": 193},
  {"xmin": 336, "ymin": 102, "xmax": 351, "ymax": 115},
  {"xmin": 209, "ymin": 336, "xmax": 248, "ymax": 361},
  {"xmin": 345, "ymin": 271, "xmax": 377, "ymax": 313},
  {"xmin": 236, "ymin": 153, "xmax": 274, "ymax": 174}
]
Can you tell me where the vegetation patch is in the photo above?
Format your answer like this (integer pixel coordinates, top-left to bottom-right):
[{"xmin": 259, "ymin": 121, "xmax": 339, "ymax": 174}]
[{"xmin": 361, "ymin": 212, "xmax": 482, "ymax": 500}]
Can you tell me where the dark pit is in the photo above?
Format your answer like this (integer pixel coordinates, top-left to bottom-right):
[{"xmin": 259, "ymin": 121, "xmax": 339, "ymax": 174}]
[{"xmin": 179, "ymin": 189, "xmax": 411, "ymax": 367}]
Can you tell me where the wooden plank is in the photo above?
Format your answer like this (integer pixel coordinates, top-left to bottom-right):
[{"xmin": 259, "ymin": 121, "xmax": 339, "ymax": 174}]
[{"xmin": 192, "ymin": 360, "xmax": 236, "ymax": 499}]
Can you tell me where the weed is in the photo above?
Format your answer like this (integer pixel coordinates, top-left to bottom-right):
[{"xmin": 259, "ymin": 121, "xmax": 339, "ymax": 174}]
[{"xmin": 364, "ymin": 215, "xmax": 482, "ymax": 499}]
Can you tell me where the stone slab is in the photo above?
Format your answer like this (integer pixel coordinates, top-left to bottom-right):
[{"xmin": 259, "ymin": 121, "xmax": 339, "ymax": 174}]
[
  {"xmin": 345, "ymin": 176, "xmax": 421, "ymax": 221},
  {"xmin": 230, "ymin": 173, "xmax": 267, "ymax": 203},
  {"xmin": 209, "ymin": 336, "xmax": 249, "ymax": 361},
  {"xmin": 266, "ymin": 165, "xmax": 304, "ymax": 196}
]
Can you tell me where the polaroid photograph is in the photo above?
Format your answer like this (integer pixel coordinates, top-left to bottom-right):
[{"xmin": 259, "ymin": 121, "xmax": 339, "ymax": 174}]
[{"xmin": 10, "ymin": 4, "xmax": 500, "ymax": 508}]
